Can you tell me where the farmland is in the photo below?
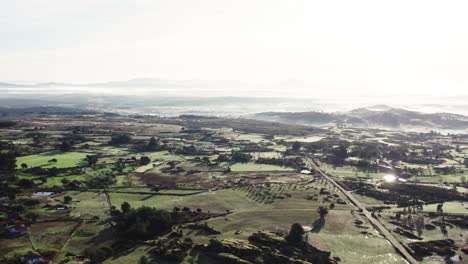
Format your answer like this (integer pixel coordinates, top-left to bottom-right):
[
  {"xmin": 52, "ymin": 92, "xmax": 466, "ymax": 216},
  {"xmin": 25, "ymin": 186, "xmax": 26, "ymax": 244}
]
[{"xmin": 0, "ymin": 112, "xmax": 467, "ymax": 264}]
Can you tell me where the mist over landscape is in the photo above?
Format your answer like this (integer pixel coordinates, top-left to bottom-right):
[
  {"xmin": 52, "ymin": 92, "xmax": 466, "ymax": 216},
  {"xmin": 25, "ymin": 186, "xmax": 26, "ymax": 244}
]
[
  {"xmin": 1, "ymin": 1, "xmax": 468, "ymax": 264},
  {"xmin": 2, "ymin": 79, "xmax": 468, "ymax": 116}
]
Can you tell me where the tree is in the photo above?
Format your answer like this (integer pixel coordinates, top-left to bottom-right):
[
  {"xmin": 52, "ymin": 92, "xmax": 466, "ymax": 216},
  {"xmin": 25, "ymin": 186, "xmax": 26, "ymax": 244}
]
[
  {"xmin": 61, "ymin": 178, "xmax": 70, "ymax": 185},
  {"xmin": 415, "ymin": 214, "xmax": 424, "ymax": 237},
  {"xmin": 139, "ymin": 256, "xmax": 149, "ymax": 264},
  {"xmin": 146, "ymin": 136, "xmax": 159, "ymax": 151},
  {"xmin": 317, "ymin": 206, "xmax": 329, "ymax": 218},
  {"xmin": 231, "ymin": 151, "xmax": 252, "ymax": 163},
  {"xmin": 330, "ymin": 145, "xmax": 348, "ymax": 167},
  {"xmin": 140, "ymin": 156, "xmax": 151, "ymax": 165},
  {"xmin": 17, "ymin": 179, "xmax": 34, "ymax": 188},
  {"xmin": 114, "ymin": 205, "xmax": 173, "ymax": 240},
  {"xmin": 25, "ymin": 212, "xmax": 39, "ymax": 223},
  {"xmin": 48, "ymin": 167, "xmax": 59, "ymax": 177},
  {"xmin": 21, "ymin": 163, "xmax": 28, "ymax": 170},
  {"xmin": 31, "ymin": 133, "xmax": 46, "ymax": 146},
  {"xmin": 60, "ymin": 141, "xmax": 73, "ymax": 152},
  {"xmin": 64, "ymin": 196, "xmax": 73, "ymax": 204},
  {"xmin": 22, "ymin": 198, "xmax": 40, "ymax": 208},
  {"xmin": 0, "ymin": 151, "xmax": 16, "ymax": 179},
  {"xmin": 84, "ymin": 246, "xmax": 114, "ymax": 262},
  {"xmin": 110, "ymin": 133, "xmax": 132, "ymax": 145},
  {"xmin": 285, "ymin": 223, "xmax": 304, "ymax": 243},
  {"xmin": 121, "ymin": 202, "xmax": 131, "ymax": 214},
  {"xmin": 292, "ymin": 141, "xmax": 301, "ymax": 152},
  {"xmin": 86, "ymin": 155, "xmax": 99, "ymax": 167},
  {"xmin": 461, "ymin": 175, "xmax": 466, "ymax": 184}
]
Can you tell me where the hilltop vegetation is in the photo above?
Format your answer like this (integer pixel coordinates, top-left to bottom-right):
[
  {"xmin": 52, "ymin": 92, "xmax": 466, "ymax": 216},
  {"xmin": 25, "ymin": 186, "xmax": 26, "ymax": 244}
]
[{"xmin": 254, "ymin": 106, "xmax": 468, "ymax": 130}]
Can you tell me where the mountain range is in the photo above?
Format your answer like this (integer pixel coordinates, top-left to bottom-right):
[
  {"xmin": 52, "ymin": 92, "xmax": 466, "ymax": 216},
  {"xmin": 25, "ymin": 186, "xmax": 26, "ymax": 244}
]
[{"xmin": 253, "ymin": 105, "xmax": 468, "ymax": 130}]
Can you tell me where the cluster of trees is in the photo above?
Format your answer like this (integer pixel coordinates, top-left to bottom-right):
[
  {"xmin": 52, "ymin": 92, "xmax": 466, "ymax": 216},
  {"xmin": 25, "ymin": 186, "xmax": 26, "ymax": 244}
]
[
  {"xmin": 231, "ymin": 151, "xmax": 252, "ymax": 163},
  {"xmin": 328, "ymin": 145, "xmax": 348, "ymax": 167},
  {"xmin": 341, "ymin": 180, "xmax": 466, "ymax": 206},
  {"xmin": 256, "ymin": 157, "xmax": 304, "ymax": 169},
  {"xmin": 85, "ymin": 155, "xmax": 99, "ymax": 166},
  {"xmin": 60, "ymin": 141, "xmax": 73, "ymax": 152},
  {"xmin": 140, "ymin": 156, "xmax": 151, "ymax": 165},
  {"xmin": 109, "ymin": 133, "xmax": 132, "ymax": 145},
  {"xmin": 112, "ymin": 202, "xmax": 173, "ymax": 240},
  {"xmin": 0, "ymin": 151, "xmax": 16, "ymax": 179},
  {"xmin": 350, "ymin": 160, "xmax": 379, "ymax": 175},
  {"xmin": 175, "ymin": 145, "xmax": 197, "ymax": 155},
  {"xmin": 145, "ymin": 136, "xmax": 161, "ymax": 151},
  {"xmin": 0, "ymin": 120, "xmax": 17, "ymax": 128},
  {"xmin": 285, "ymin": 223, "xmax": 304, "ymax": 243},
  {"xmin": 291, "ymin": 141, "xmax": 301, "ymax": 152}
]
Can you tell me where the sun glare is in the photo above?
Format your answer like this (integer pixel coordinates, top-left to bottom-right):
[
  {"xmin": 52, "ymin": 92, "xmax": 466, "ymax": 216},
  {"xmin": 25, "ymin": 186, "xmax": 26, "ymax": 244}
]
[{"xmin": 383, "ymin": 174, "xmax": 397, "ymax": 183}]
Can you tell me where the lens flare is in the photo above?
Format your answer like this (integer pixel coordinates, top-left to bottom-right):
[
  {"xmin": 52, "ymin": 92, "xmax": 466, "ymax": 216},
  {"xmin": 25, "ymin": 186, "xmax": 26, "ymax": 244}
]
[{"xmin": 383, "ymin": 174, "xmax": 397, "ymax": 182}]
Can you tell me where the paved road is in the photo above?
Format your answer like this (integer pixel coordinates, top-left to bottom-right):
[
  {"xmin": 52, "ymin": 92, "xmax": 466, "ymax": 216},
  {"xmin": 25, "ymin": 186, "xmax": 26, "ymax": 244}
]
[{"xmin": 304, "ymin": 156, "xmax": 419, "ymax": 264}]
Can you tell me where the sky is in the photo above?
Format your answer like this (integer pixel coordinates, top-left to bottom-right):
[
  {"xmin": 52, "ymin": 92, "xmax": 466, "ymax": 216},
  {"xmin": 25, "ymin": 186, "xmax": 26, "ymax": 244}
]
[{"xmin": 1, "ymin": 0, "xmax": 468, "ymax": 96}]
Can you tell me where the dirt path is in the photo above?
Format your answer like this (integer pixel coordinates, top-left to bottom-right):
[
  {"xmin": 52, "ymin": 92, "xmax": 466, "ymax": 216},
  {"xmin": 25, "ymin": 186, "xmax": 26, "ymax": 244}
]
[
  {"xmin": 305, "ymin": 156, "xmax": 419, "ymax": 264},
  {"xmin": 50, "ymin": 220, "xmax": 84, "ymax": 263},
  {"xmin": 104, "ymin": 191, "xmax": 112, "ymax": 210}
]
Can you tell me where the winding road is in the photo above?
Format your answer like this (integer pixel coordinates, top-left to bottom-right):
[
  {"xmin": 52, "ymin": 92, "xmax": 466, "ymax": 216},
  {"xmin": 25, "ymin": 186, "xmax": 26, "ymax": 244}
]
[{"xmin": 304, "ymin": 156, "xmax": 419, "ymax": 264}]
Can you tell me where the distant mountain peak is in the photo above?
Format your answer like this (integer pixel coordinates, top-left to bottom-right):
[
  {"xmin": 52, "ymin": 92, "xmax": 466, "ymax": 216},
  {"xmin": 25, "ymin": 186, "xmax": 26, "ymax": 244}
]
[{"xmin": 365, "ymin": 104, "xmax": 394, "ymax": 111}]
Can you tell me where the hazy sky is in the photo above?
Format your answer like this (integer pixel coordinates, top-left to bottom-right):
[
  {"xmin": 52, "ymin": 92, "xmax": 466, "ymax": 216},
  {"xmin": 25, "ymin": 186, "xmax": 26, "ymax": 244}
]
[{"xmin": 1, "ymin": 0, "xmax": 468, "ymax": 95}]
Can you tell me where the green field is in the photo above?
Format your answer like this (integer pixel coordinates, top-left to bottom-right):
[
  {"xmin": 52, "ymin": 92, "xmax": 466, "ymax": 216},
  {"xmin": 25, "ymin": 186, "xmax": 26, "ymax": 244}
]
[
  {"xmin": 310, "ymin": 211, "xmax": 405, "ymax": 264},
  {"xmin": 63, "ymin": 191, "xmax": 110, "ymax": 219},
  {"xmin": 325, "ymin": 165, "xmax": 385, "ymax": 180},
  {"xmin": 0, "ymin": 236, "xmax": 32, "ymax": 258},
  {"xmin": 29, "ymin": 221, "xmax": 79, "ymax": 251},
  {"xmin": 16, "ymin": 151, "xmax": 90, "ymax": 169},
  {"xmin": 109, "ymin": 189, "xmax": 258, "ymax": 213},
  {"xmin": 411, "ymin": 174, "xmax": 467, "ymax": 184},
  {"xmin": 423, "ymin": 201, "xmax": 467, "ymax": 214},
  {"xmin": 18, "ymin": 174, "xmax": 88, "ymax": 187},
  {"xmin": 230, "ymin": 162, "xmax": 293, "ymax": 172},
  {"xmin": 145, "ymin": 151, "xmax": 185, "ymax": 161}
]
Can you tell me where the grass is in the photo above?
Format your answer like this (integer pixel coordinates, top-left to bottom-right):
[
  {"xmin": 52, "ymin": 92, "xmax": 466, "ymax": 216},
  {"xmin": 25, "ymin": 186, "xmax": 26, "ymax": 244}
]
[
  {"xmin": 114, "ymin": 175, "xmax": 129, "ymax": 187},
  {"xmin": 75, "ymin": 141, "xmax": 102, "ymax": 147},
  {"xmin": 109, "ymin": 189, "xmax": 258, "ymax": 213},
  {"xmin": 59, "ymin": 221, "xmax": 110, "ymax": 261},
  {"xmin": 60, "ymin": 191, "xmax": 110, "ymax": 219},
  {"xmin": 423, "ymin": 201, "xmax": 467, "ymax": 214},
  {"xmin": 0, "ymin": 236, "xmax": 32, "ymax": 258},
  {"xmin": 410, "ymin": 174, "xmax": 466, "ymax": 184},
  {"xmin": 103, "ymin": 245, "xmax": 152, "ymax": 264},
  {"xmin": 230, "ymin": 162, "xmax": 294, "ymax": 172},
  {"xmin": 109, "ymin": 187, "xmax": 204, "ymax": 195},
  {"xmin": 145, "ymin": 151, "xmax": 185, "ymax": 161},
  {"xmin": 16, "ymin": 151, "xmax": 90, "ymax": 169},
  {"xmin": 18, "ymin": 174, "xmax": 88, "ymax": 187},
  {"xmin": 208, "ymin": 209, "xmax": 319, "ymax": 240},
  {"xmin": 325, "ymin": 165, "xmax": 385, "ymax": 180},
  {"xmin": 308, "ymin": 211, "xmax": 406, "ymax": 264},
  {"xmin": 29, "ymin": 221, "xmax": 79, "ymax": 251}
]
